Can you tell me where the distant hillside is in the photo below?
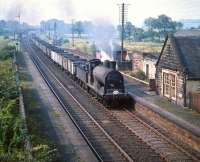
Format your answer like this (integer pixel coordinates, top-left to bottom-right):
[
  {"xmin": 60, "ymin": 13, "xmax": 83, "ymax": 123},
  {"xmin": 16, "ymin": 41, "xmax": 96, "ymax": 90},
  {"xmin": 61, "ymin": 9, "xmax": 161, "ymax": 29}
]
[{"xmin": 180, "ymin": 19, "xmax": 200, "ymax": 29}]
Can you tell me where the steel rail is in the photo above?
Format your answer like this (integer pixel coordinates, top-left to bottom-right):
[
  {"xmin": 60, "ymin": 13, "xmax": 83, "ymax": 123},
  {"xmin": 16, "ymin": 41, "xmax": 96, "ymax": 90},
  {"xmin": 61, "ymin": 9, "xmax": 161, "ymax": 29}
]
[
  {"xmin": 125, "ymin": 109, "xmax": 200, "ymax": 162},
  {"xmin": 24, "ymin": 39, "xmax": 134, "ymax": 162}
]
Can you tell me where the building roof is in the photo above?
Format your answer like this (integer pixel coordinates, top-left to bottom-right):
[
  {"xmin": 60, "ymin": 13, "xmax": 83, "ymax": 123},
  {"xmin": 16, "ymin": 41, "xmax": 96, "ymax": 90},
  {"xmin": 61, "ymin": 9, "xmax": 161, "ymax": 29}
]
[
  {"xmin": 157, "ymin": 30, "xmax": 200, "ymax": 80},
  {"xmin": 174, "ymin": 35, "xmax": 200, "ymax": 79}
]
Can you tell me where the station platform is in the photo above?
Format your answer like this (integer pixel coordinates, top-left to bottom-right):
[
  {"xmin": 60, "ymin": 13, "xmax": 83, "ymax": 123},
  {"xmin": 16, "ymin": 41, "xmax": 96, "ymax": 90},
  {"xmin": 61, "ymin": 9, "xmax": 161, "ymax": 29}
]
[{"xmin": 123, "ymin": 73, "xmax": 200, "ymax": 132}]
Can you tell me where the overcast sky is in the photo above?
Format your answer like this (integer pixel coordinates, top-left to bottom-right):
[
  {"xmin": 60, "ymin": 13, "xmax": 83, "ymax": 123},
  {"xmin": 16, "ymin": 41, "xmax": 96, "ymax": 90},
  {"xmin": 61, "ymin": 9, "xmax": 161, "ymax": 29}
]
[{"xmin": 0, "ymin": 0, "xmax": 200, "ymax": 26}]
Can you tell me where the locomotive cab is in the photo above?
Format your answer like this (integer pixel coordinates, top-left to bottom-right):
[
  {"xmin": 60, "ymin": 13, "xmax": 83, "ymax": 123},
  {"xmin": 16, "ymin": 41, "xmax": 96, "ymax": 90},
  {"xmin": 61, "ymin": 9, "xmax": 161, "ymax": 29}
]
[{"xmin": 88, "ymin": 59, "xmax": 102, "ymax": 85}]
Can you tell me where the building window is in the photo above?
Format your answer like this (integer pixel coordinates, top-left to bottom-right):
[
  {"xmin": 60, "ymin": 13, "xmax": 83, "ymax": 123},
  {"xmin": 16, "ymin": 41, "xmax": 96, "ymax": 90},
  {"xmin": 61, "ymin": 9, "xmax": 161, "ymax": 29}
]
[{"xmin": 163, "ymin": 72, "xmax": 176, "ymax": 100}]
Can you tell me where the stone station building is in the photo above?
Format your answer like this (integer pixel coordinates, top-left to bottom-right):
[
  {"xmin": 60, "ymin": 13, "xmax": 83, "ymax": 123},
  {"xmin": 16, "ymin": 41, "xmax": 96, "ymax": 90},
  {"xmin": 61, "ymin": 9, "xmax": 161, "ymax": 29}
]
[{"xmin": 156, "ymin": 30, "xmax": 200, "ymax": 108}]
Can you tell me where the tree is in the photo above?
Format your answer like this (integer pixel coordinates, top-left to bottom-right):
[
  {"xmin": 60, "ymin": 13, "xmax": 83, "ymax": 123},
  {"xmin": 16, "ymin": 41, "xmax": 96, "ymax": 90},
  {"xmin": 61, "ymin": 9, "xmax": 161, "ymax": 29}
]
[
  {"xmin": 144, "ymin": 17, "xmax": 157, "ymax": 31},
  {"xmin": 133, "ymin": 27, "xmax": 144, "ymax": 41},
  {"xmin": 173, "ymin": 21, "xmax": 183, "ymax": 31},
  {"xmin": 124, "ymin": 22, "xmax": 135, "ymax": 42},
  {"xmin": 144, "ymin": 17, "xmax": 158, "ymax": 40},
  {"xmin": 144, "ymin": 15, "xmax": 183, "ymax": 41},
  {"xmin": 0, "ymin": 20, "xmax": 6, "ymax": 34},
  {"xmin": 156, "ymin": 15, "xmax": 174, "ymax": 38}
]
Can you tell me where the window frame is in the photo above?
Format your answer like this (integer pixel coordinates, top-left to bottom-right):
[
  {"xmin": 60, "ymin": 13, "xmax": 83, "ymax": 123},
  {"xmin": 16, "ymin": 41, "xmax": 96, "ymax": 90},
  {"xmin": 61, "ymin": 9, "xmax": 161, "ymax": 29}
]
[{"xmin": 162, "ymin": 69, "xmax": 177, "ymax": 101}]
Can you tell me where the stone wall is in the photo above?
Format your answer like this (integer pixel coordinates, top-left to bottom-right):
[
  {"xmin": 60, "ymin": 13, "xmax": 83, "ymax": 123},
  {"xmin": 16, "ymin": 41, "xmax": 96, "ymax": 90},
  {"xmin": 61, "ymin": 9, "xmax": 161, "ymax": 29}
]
[
  {"xmin": 186, "ymin": 80, "xmax": 200, "ymax": 106},
  {"xmin": 131, "ymin": 51, "xmax": 143, "ymax": 72},
  {"xmin": 135, "ymin": 103, "xmax": 200, "ymax": 154},
  {"xmin": 156, "ymin": 37, "xmax": 186, "ymax": 106}
]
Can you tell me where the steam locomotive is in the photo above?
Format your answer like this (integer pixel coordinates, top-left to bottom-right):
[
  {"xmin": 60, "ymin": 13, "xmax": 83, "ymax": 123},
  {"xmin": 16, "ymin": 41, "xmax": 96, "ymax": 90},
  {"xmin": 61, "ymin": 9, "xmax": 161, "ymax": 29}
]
[{"xmin": 31, "ymin": 36, "xmax": 131, "ymax": 106}]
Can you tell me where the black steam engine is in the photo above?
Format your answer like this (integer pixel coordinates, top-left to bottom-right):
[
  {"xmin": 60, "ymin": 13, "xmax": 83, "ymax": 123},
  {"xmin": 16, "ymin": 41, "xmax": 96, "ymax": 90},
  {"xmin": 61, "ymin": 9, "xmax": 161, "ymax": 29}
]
[{"xmin": 31, "ymin": 36, "xmax": 131, "ymax": 106}]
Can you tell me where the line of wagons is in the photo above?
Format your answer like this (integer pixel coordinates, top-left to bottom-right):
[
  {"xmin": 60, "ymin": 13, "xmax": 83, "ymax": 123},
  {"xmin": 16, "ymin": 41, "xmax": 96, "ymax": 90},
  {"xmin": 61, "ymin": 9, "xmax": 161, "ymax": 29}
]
[{"xmin": 31, "ymin": 36, "xmax": 132, "ymax": 106}]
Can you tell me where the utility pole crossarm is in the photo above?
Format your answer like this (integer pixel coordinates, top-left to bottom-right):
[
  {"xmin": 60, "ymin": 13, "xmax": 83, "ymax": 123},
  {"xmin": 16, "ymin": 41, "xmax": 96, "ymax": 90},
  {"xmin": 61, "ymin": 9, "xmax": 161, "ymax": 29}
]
[{"xmin": 118, "ymin": 3, "xmax": 129, "ymax": 62}]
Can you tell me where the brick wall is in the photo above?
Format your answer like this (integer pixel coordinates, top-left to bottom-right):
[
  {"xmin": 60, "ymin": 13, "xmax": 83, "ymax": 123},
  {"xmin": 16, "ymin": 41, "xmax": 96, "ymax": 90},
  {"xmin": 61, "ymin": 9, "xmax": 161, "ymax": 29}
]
[{"xmin": 132, "ymin": 51, "xmax": 143, "ymax": 72}]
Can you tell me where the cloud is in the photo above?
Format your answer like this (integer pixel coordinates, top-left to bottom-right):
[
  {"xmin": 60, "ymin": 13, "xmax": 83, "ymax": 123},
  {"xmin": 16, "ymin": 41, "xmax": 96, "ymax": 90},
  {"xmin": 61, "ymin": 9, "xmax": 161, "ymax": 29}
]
[
  {"xmin": 0, "ymin": 0, "xmax": 200, "ymax": 26},
  {"xmin": 0, "ymin": 0, "xmax": 75, "ymax": 25}
]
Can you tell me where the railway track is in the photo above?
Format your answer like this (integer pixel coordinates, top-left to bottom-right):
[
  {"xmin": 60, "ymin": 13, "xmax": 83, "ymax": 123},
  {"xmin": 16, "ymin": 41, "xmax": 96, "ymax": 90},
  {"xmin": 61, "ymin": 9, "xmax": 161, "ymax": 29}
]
[
  {"xmin": 111, "ymin": 110, "xmax": 200, "ymax": 162},
  {"xmin": 76, "ymin": 88, "xmax": 200, "ymax": 162},
  {"xmin": 60, "ymin": 48, "xmax": 200, "ymax": 161},
  {"xmin": 22, "ymin": 37, "xmax": 199, "ymax": 162},
  {"xmin": 78, "ymin": 88, "xmax": 199, "ymax": 162},
  {"xmin": 23, "ymin": 40, "xmax": 130, "ymax": 162},
  {"xmin": 22, "ymin": 38, "xmax": 165, "ymax": 162}
]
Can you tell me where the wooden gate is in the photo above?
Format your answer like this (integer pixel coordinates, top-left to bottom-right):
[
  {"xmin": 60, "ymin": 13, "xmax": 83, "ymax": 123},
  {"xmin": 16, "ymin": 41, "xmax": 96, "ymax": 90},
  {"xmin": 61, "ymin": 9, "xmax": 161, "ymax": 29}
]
[{"xmin": 189, "ymin": 92, "xmax": 200, "ymax": 113}]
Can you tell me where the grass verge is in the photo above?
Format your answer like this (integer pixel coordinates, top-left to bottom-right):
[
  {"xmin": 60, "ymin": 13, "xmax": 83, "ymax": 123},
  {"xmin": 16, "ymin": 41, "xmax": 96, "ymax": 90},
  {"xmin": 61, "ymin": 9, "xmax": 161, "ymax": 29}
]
[{"xmin": 16, "ymin": 48, "xmax": 60, "ymax": 162}]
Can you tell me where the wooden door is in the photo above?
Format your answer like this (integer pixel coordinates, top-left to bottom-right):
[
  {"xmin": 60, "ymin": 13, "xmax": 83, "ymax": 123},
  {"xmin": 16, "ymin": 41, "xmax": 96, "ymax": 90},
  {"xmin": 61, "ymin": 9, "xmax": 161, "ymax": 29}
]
[{"xmin": 163, "ymin": 72, "xmax": 176, "ymax": 100}]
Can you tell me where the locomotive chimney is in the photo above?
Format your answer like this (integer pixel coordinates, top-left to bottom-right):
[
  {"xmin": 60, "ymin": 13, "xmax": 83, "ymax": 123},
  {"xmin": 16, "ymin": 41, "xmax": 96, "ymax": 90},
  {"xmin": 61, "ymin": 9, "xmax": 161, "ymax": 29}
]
[
  {"xmin": 109, "ymin": 61, "xmax": 116, "ymax": 70},
  {"xmin": 103, "ymin": 60, "xmax": 116, "ymax": 70},
  {"xmin": 104, "ymin": 60, "xmax": 110, "ymax": 68}
]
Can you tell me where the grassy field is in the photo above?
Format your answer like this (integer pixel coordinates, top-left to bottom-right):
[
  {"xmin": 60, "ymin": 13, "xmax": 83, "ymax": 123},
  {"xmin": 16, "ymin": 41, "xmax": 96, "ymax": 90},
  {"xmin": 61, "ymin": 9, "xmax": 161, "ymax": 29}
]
[
  {"xmin": 62, "ymin": 38, "xmax": 95, "ymax": 55},
  {"xmin": 124, "ymin": 41, "xmax": 163, "ymax": 53},
  {"xmin": 41, "ymin": 34, "xmax": 163, "ymax": 55},
  {"xmin": 64, "ymin": 38, "xmax": 163, "ymax": 54}
]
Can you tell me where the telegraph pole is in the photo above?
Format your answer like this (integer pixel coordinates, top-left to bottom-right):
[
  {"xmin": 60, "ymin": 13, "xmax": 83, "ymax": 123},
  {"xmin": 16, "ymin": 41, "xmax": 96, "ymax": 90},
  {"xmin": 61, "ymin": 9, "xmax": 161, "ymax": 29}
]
[
  {"xmin": 16, "ymin": 10, "xmax": 21, "ymax": 51},
  {"xmin": 53, "ymin": 22, "xmax": 57, "ymax": 45},
  {"xmin": 48, "ymin": 24, "xmax": 51, "ymax": 40},
  {"xmin": 71, "ymin": 19, "xmax": 75, "ymax": 48},
  {"xmin": 118, "ymin": 3, "xmax": 128, "ymax": 61},
  {"xmin": 14, "ymin": 10, "xmax": 21, "ymax": 41}
]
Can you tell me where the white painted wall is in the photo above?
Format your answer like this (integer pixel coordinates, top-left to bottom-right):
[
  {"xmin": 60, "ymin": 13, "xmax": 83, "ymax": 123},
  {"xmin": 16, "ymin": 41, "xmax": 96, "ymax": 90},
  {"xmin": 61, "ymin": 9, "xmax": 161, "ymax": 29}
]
[{"xmin": 142, "ymin": 58, "xmax": 157, "ymax": 79}]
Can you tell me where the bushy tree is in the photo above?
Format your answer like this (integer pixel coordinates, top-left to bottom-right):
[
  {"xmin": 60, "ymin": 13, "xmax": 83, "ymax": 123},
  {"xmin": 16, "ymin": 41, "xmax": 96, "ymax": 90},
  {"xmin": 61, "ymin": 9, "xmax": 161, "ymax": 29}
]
[
  {"xmin": 124, "ymin": 22, "xmax": 135, "ymax": 42},
  {"xmin": 144, "ymin": 15, "xmax": 183, "ymax": 41},
  {"xmin": 133, "ymin": 27, "xmax": 144, "ymax": 41},
  {"xmin": 0, "ymin": 46, "xmax": 15, "ymax": 60}
]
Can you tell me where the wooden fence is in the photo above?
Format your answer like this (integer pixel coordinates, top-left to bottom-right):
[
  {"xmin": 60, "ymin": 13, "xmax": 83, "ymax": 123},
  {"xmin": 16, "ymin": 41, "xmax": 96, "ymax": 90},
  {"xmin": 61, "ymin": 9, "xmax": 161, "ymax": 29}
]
[{"xmin": 189, "ymin": 92, "xmax": 200, "ymax": 113}]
